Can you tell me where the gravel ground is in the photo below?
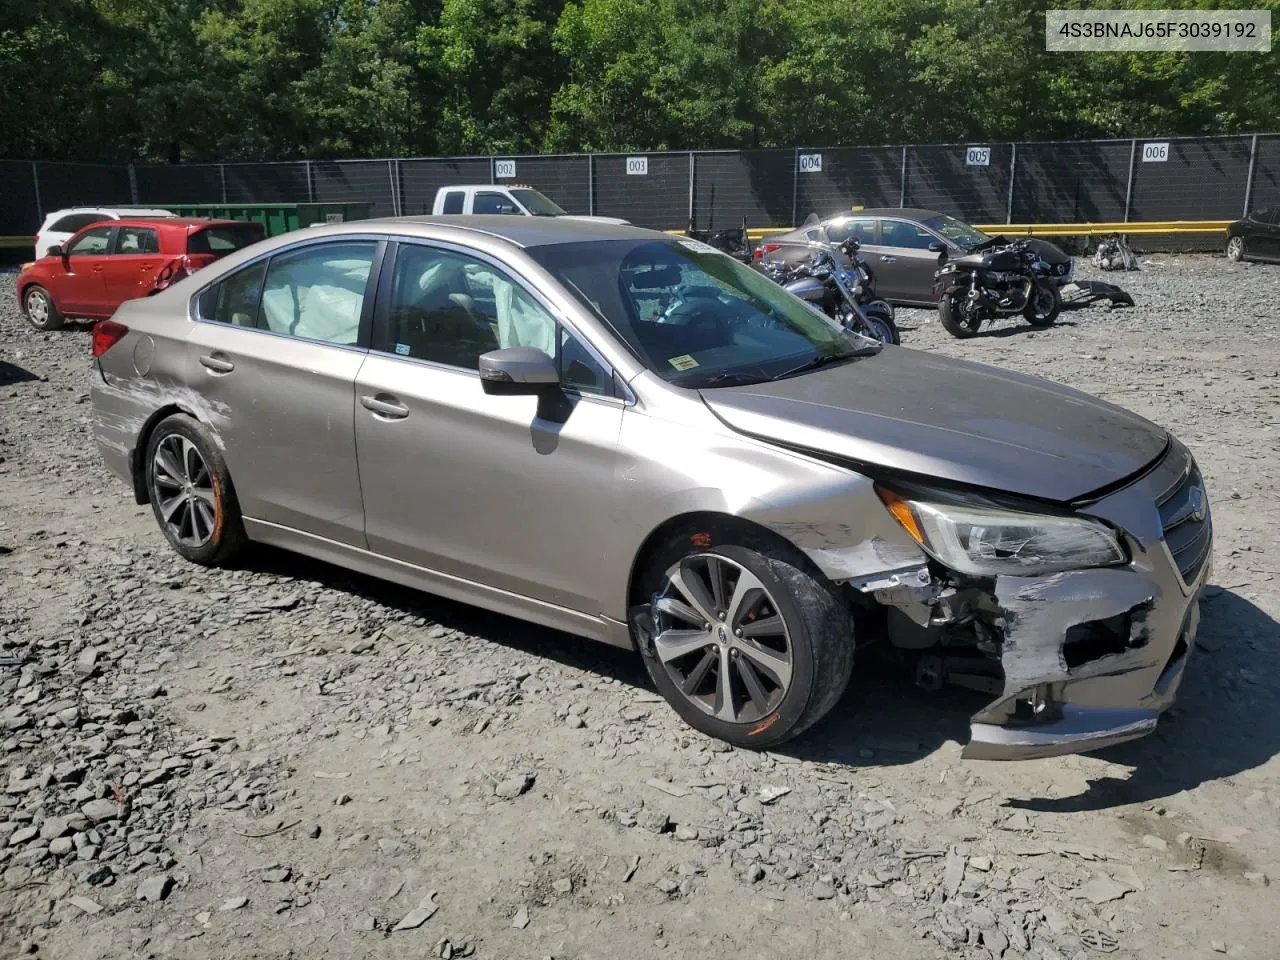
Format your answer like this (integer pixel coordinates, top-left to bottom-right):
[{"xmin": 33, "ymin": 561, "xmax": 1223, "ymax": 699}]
[{"xmin": 1, "ymin": 255, "xmax": 1278, "ymax": 960}]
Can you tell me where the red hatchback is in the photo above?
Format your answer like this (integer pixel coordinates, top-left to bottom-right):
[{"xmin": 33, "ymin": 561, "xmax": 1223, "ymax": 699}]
[{"xmin": 18, "ymin": 217, "xmax": 265, "ymax": 330}]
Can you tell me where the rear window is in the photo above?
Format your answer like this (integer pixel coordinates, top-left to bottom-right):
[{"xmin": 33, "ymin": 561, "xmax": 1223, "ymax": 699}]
[
  {"xmin": 49, "ymin": 213, "xmax": 106, "ymax": 233},
  {"xmin": 441, "ymin": 191, "xmax": 465, "ymax": 214},
  {"xmin": 187, "ymin": 224, "xmax": 265, "ymax": 255}
]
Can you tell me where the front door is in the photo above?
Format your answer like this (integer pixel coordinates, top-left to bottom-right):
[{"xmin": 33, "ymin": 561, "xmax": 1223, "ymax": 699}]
[
  {"xmin": 104, "ymin": 225, "xmax": 163, "ymax": 305},
  {"xmin": 354, "ymin": 240, "xmax": 623, "ymax": 613},
  {"xmin": 861, "ymin": 218, "xmax": 946, "ymax": 304},
  {"xmin": 51, "ymin": 226, "xmax": 114, "ymax": 317},
  {"xmin": 186, "ymin": 238, "xmax": 383, "ymax": 547}
]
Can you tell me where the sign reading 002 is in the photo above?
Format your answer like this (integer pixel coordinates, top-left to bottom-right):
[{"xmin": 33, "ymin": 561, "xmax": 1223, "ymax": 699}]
[{"xmin": 494, "ymin": 160, "xmax": 517, "ymax": 179}]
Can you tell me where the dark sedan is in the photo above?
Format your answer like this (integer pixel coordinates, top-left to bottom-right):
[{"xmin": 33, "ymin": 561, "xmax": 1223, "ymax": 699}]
[
  {"xmin": 1226, "ymin": 207, "xmax": 1280, "ymax": 263},
  {"xmin": 756, "ymin": 207, "xmax": 1073, "ymax": 306}
]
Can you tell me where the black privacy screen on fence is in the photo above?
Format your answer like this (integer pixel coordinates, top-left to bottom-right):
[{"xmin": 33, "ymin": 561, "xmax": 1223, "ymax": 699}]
[{"xmin": 5, "ymin": 134, "xmax": 1280, "ymax": 239}]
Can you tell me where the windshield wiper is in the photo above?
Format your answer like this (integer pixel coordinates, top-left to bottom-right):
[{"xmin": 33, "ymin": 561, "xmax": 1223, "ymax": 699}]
[
  {"xmin": 691, "ymin": 369, "xmax": 776, "ymax": 388},
  {"xmin": 776, "ymin": 350, "xmax": 872, "ymax": 380}
]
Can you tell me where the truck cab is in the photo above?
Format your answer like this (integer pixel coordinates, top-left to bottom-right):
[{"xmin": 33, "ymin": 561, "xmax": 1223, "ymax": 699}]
[{"xmin": 431, "ymin": 185, "xmax": 629, "ymax": 225}]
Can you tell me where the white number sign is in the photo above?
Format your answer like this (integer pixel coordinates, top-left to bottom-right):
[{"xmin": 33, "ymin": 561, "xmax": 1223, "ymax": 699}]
[
  {"xmin": 965, "ymin": 146, "xmax": 991, "ymax": 166},
  {"xmin": 797, "ymin": 153, "xmax": 823, "ymax": 173},
  {"xmin": 1142, "ymin": 142, "xmax": 1170, "ymax": 162},
  {"xmin": 494, "ymin": 160, "xmax": 517, "ymax": 179},
  {"xmin": 625, "ymin": 156, "xmax": 648, "ymax": 175}
]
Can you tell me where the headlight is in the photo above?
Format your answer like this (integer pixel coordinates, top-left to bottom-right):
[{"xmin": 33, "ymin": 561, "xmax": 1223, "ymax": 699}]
[{"xmin": 877, "ymin": 483, "xmax": 1125, "ymax": 576}]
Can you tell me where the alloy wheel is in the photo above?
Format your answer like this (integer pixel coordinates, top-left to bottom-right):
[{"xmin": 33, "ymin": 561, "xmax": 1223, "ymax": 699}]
[
  {"xmin": 652, "ymin": 554, "xmax": 793, "ymax": 724},
  {"xmin": 1227, "ymin": 236, "xmax": 1244, "ymax": 261},
  {"xmin": 151, "ymin": 434, "xmax": 217, "ymax": 548},
  {"xmin": 26, "ymin": 290, "xmax": 49, "ymax": 325}
]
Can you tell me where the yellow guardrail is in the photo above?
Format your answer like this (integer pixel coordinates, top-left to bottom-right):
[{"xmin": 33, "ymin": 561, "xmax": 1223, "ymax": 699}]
[{"xmin": 0, "ymin": 236, "xmax": 35, "ymax": 249}]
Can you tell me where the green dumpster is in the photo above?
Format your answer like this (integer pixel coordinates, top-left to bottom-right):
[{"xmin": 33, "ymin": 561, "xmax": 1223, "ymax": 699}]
[{"xmin": 120, "ymin": 202, "xmax": 372, "ymax": 237}]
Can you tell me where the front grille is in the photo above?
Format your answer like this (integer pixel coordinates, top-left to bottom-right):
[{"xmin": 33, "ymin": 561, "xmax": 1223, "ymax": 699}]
[{"xmin": 1155, "ymin": 455, "xmax": 1212, "ymax": 585}]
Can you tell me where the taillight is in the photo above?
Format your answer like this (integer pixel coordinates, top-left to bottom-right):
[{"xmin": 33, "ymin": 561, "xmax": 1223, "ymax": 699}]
[
  {"xmin": 92, "ymin": 320, "xmax": 129, "ymax": 357},
  {"xmin": 754, "ymin": 243, "xmax": 780, "ymax": 261}
]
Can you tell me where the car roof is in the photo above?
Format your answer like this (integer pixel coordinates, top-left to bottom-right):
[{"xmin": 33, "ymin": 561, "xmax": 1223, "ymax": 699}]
[
  {"xmin": 355, "ymin": 215, "xmax": 664, "ymax": 248},
  {"xmin": 101, "ymin": 217, "xmax": 258, "ymax": 230},
  {"xmin": 47, "ymin": 207, "xmax": 177, "ymax": 218},
  {"xmin": 831, "ymin": 207, "xmax": 943, "ymax": 221}
]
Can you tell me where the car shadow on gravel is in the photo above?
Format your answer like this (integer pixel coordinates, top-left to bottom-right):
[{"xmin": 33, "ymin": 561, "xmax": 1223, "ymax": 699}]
[
  {"xmin": 0, "ymin": 359, "xmax": 39, "ymax": 386},
  {"xmin": 1007, "ymin": 588, "xmax": 1280, "ymax": 812},
  {"xmin": 980, "ymin": 319, "xmax": 1079, "ymax": 338}
]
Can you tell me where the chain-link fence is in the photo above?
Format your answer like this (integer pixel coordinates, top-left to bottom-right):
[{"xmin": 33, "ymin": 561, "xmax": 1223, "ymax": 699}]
[{"xmin": 4, "ymin": 134, "xmax": 1279, "ymax": 240}]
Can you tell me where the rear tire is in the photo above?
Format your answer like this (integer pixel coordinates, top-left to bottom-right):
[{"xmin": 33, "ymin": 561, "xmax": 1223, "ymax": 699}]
[
  {"xmin": 144, "ymin": 414, "xmax": 247, "ymax": 566},
  {"xmin": 635, "ymin": 536, "xmax": 853, "ymax": 748},
  {"xmin": 1023, "ymin": 281, "xmax": 1061, "ymax": 328},
  {"xmin": 23, "ymin": 285, "xmax": 64, "ymax": 331},
  {"xmin": 860, "ymin": 302, "xmax": 900, "ymax": 345},
  {"xmin": 938, "ymin": 293, "xmax": 980, "ymax": 338}
]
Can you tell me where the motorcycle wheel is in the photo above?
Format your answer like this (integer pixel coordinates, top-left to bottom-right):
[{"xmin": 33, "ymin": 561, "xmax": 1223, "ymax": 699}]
[
  {"xmin": 858, "ymin": 304, "xmax": 900, "ymax": 345},
  {"xmin": 938, "ymin": 294, "xmax": 981, "ymax": 339},
  {"xmin": 1023, "ymin": 281, "xmax": 1062, "ymax": 328}
]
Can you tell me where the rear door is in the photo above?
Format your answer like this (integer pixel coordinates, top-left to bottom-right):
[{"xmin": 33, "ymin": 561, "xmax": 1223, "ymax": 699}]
[
  {"xmin": 186, "ymin": 237, "xmax": 385, "ymax": 546},
  {"xmin": 862, "ymin": 218, "xmax": 945, "ymax": 304},
  {"xmin": 50, "ymin": 226, "xmax": 114, "ymax": 316},
  {"xmin": 103, "ymin": 225, "xmax": 163, "ymax": 305}
]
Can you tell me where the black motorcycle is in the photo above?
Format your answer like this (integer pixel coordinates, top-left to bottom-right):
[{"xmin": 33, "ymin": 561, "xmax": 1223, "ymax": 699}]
[
  {"xmin": 761, "ymin": 238, "xmax": 900, "ymax": 345},
  {"xmin": 688, "ymin": 217, "xmax": 753, "ymax": 264},
  {"xmin": 933, "ymin": 236, "xmax": 1062, "ymax": 339}
]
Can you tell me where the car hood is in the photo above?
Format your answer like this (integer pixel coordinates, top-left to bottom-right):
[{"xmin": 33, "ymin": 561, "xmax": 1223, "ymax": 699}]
[
  {"xmin": 561, "ymin": 215, "xmax": 631, "ymax": 226},
  {"xmin": 699, "ymin": 348, "xmax": 1167, "ymax": 502}
]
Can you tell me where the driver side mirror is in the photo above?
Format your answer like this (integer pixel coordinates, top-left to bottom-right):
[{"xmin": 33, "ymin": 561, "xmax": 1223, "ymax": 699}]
[
  {"xmin": 928, "ymin": 241, "xmax": 946, "ymax": 253},
  {"xmin": 479, "ymin": 347, "xmax": 559, "ymax": 396},
  {"xmin": 46, "ymin": 244, "xmax": 64, "ymax": 259}
]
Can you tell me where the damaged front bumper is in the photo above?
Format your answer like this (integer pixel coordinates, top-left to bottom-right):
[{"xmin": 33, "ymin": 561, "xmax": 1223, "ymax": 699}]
[{"xmin": 962, "ymin": 440, "xmax": 1212, "ymax": 760}]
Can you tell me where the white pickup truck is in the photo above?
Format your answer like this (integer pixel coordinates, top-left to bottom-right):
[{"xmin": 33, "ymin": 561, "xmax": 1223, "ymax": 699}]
[{"xmin": 431, "ymin": 185, "xmax": 629, "ymax": 224}]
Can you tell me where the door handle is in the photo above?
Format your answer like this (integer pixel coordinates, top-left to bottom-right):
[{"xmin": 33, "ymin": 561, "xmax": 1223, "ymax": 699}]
[
  {"xmin": 360, "ymin": 394, "xmax": 410, "ymax": 420},
  {"xmin": 91, "ymin": 265, "xmax": 105, "ymax": 272},
  {"xmin": 199, "ymin": 354, "xmax": 235, "ymax": 374},
  {"xmin": 879, "ymin": 255, "xmax": 897, "ymax": 263}
]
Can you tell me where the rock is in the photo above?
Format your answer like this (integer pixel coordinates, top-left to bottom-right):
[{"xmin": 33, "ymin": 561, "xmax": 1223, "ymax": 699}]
[
  {"xmin": 812, "ymin": 881, "xmax": 837, "ymax": 900},
  {"xmin": 620, "ymin": 705, "xmax": 650, "ymax": 722},
  {"xmin": 393, "ymin": 891, "xmax": 440, "ymax": 931},
  {"xmin": 49, "ymin": 837, "xmax": 74, "ymax": 857},
  {"xmin": 75, "ymin": 648, "xmax": 100, "ymax": 677},
  {"xmin": 943, "ymin": 849, "xmax": 966, "ymax": 898},
  {"xmin": 552, "ymin": 877, "xmax": 573, "ymax": 894},
  {"xmin": 638, "ymin": 811, "xmax": 671, "ymax": 834},
  {"xmin": 354, "ymin": 915, "xmax": 377, "ymax": 931},
  {"xmin": 81, "ymin": 798, "xmax": 123, "ymax": 822},
  {"xmin": 1073, "ymin": 874, "xmax": 1134, "ymax": 905},
  {"xmin": 655, "ymin": 877, "xmax": 679, "ymax": 894},
  {"xmin": 746, "ymin": 864, "xmax": 765, "ymax": 883},
  {"xmin": 735, "ymin": 797, "xmax": 764, "ymax": 818},
  {"xmin": 757, "ymin": 785, "xmax": 791, "ymax": 805},
  {"xmin": 565, "ymin": 715, "xmax": 585, "ymax": 729},
  {"xmin": 1211, "ymin": 942, "xmax": 1227, "ymax": 954},
  {"xmin": 220, "ymin": 896, "xmax": 249, "ymax": 911},
  {"xmin": 1141, "ymin": 834, "xmax": 1169, "ymax": 852},
  {"xmin": 136, "ymin": 875, "xmax": 174, "ymax": 903},
  {"xmin": 969, "ymin": 856, "xmax": 992, "ymax": 872},
  {"xmin": 511, "ymin": 905, "xmax": 530, "ymax": 929},
  {"xmin": 40, "ymin": 817, "xmax": 72, "ymax": 840},
  {"xmin": 494, "ymin": 773, "xmax": 534, "ymax": 800},
  {"xmin": 674, "ymin": 825, "xmax": 699, "ymax": 842},
  {"xmin": 67, "ymin": 895, "xmax": 103, "ymax": 915},
  {"xmin": 258, "ymin": 867, "xmax": 292, "ymax": 883}
]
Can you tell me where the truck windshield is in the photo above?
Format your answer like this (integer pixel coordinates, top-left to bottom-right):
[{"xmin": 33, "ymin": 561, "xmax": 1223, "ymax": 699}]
[{"xmin": 510, "ymin": 189, "xmax": 568, "ymax": 217}]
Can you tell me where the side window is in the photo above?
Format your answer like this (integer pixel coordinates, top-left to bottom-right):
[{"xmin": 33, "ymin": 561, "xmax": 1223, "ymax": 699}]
[
  {"xmin": 441, "ymin": 191, "xmax": 465, "ymax": 214},
  {"xmin": 559, "ymin": 327, "xmax": 612, "ymax": 396},
  {"xmin": 473, "ymin": 192, "xmax": 521, "ymax": 215},
  {"xmin": 51, "ymin": 213, "xmax": 104, "ymax": 234},
  {"xmin": 880, "ymin": 220, "xmax": 937, "ymax": 250},
  {"xmin": 66, "ymin": 227, "xmax": 113, "ymax": 256},
  {"xmin": 825, "ymin": 218, "xmax": 876, "ymax": 245},
  {"xmin": 256, "ymin": 243, "xmax": 375, "ymax": 344},
  {"xmin": 382, "ymin": 244, "xmax": 559, "ymax": 370},
  {"xmin": 199, "ymin": 261, "xmax": 267, "ymax": 327},
  {"xmin": 116, "ymin": 227, "xmax": 159, "ymax": 255}
]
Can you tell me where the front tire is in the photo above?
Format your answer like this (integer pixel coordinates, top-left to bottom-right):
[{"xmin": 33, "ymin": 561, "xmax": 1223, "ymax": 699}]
[
  {"xmin": 1023, "ymin": 280, "xmax": 1061, "ymax": 327},
  {"xmin": 636, "ymin": 540, "xmax": 853, "ymax": 748},
  {"xmin": 938, "ymin": 292, "xmax": 980, "ymax": 338},
  {"xmin": 859, "ymin": 302, "xmax": 900, "ymax": 345},
  {"xmin": 1226, "ymin": 235, "xmax": 1246, "ymax": 262},
  {"xmin": 144, "ymin": 414, "xmax": 246, "ymax": 566},
  {"xmin": 23, "ymin": 285, "xmax": 64, "ymax": 331}
]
